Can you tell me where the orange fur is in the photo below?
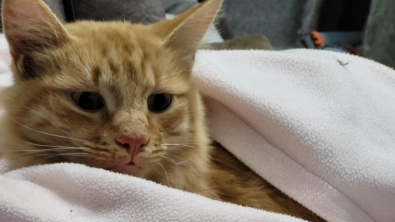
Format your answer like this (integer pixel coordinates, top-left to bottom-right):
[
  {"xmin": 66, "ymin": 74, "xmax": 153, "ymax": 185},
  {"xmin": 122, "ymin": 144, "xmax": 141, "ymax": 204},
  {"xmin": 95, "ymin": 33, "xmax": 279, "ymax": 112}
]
[{"xmin": 0, "ymin": 0, "xmax": 324, "ymax": 221}]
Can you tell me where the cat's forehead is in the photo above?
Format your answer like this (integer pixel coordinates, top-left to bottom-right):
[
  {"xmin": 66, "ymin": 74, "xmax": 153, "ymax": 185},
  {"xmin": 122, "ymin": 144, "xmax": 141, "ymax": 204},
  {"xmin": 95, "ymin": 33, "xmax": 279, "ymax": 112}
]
[{"xmin": 48, "ymin": 21, "xmax": 190, "ymax": 100}]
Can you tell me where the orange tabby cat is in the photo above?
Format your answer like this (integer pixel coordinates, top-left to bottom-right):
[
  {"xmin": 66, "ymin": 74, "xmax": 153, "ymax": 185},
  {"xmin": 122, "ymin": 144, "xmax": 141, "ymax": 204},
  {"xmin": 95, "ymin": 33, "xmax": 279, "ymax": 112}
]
[{"xmin": 0, "ymin": 0, "xmax": 323, "ymax": 221}]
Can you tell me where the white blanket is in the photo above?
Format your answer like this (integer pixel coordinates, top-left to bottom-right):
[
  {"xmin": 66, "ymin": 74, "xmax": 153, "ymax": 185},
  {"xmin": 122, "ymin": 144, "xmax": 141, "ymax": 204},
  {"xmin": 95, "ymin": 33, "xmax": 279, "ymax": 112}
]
[{"xmin": 0, "ymin": 33, "xmax": 394, "ymax": 222}]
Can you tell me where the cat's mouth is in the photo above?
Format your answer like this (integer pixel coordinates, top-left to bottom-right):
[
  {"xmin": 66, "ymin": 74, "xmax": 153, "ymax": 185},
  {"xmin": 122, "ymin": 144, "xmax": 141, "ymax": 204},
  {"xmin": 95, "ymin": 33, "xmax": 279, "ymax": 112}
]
[{"xmin": 107, "ymin": 161, "xmax": 141, "ymax": 176}]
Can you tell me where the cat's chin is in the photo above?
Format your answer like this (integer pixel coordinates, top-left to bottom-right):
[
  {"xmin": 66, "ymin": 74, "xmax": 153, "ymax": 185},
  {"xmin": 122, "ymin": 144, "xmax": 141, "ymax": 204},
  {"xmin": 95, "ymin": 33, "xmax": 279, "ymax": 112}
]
[{"xmin": 108, "ymin": 163, "xmax": 140, "ymax": 176}]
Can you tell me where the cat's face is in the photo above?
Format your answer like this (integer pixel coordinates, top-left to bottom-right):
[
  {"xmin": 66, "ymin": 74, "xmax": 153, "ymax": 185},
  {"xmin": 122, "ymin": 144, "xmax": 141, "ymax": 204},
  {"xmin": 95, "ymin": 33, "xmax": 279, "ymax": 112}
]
[
  {"xmin": 4, "ymin": 22, "xmax": 196, "ymax": 176},
  {"xmin": 1, "ymin": 0, "xmax": 222, "ymax": 180}
]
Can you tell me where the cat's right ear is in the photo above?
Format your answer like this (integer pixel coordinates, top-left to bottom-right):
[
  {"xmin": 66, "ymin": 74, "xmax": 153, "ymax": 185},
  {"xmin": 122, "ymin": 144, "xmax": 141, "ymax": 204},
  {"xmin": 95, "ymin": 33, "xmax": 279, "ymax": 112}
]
[
  {"xmin": 2, "ymin": 0, "xmax": 70, "ymax": 77},
  {"xmin": 152, "ymin": 0, "xmax": 223, "ymax": 68}
]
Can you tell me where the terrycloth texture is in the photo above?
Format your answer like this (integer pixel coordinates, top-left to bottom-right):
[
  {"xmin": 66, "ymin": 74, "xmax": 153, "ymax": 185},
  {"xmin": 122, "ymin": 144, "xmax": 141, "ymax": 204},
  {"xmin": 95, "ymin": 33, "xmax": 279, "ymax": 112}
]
[
  {"xmin": 0, "ymin": 164, "xmax": 305, "ymax": 222},
  {"xmin": 0, "ymin": 33, "xmax": 394, "ymax": 222},
  {"xmin": 193, "ymin": 50, "xmax": 395, "ymax": 222}
]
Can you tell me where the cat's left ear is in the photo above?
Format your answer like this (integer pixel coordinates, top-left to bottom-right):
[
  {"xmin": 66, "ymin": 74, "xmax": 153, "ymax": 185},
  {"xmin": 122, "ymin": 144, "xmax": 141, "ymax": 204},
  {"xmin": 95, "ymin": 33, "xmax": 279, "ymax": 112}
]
[{"xmin": 153, "ymin": 0, "xmax": 223, "ymax": 66}]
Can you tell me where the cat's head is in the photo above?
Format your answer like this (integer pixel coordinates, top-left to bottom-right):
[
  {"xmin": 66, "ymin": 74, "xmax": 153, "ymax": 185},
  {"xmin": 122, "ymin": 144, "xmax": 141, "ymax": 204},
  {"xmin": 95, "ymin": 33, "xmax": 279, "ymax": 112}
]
[{"xmin": 0, "ymin": 0, "xmax": 222, "ymax": 181}]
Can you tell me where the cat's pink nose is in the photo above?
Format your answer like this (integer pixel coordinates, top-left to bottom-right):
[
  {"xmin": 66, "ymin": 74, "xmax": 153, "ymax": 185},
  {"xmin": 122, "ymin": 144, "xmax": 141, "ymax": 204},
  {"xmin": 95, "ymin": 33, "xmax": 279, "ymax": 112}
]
[{"xmin": 117, "ymin": 136, "xmax": 147, "ymax": 159}]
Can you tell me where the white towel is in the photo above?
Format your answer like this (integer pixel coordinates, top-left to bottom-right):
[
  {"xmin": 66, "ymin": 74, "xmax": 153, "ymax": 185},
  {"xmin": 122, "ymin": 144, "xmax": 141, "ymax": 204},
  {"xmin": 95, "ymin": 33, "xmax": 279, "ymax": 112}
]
[
  {"xmin": 0, "ymin": 32, "xmax": 394, "ymax": 222},
  {"xmin": 0, "ymin": 163, "xmax": 305, "ymax": 222},
  {"xmin": 194, "ymin": 49, "xmax": 395, "ymax": 222}
]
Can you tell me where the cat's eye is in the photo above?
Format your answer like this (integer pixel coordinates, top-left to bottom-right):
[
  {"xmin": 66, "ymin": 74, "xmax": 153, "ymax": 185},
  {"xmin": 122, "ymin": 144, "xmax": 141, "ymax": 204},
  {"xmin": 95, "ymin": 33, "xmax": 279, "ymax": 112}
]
[
  {"xmin": 147, "ymin": 93, "xmax": 173, "ymax": 113},
  {"xmin": 71, "ymin": 92, "xmax": 104, "ymax": 112}
]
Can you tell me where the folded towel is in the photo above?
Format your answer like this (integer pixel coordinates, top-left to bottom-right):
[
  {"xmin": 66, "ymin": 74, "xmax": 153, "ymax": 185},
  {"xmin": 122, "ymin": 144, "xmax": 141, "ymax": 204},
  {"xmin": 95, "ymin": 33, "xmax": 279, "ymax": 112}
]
[
  {"xmin": 0, "ymin": 163, "xmax": 306, "ymax": 222},
  {"xmin": 0, "ymin": 32, "xmax": 394, "ymax": 222},
  {"xmin": 194, "ymin": 49, "xmax": 395, "ymax": 222}
]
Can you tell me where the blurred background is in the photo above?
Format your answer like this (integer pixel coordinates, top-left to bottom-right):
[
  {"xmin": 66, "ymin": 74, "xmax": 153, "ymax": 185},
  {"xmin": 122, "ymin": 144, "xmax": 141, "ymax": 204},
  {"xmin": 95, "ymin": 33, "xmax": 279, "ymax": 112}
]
[
  {"xmin": 0, "ymin": 0, "xmax": 393, "ymax": 69},
  {"xmin": 161, "ymin": 0, "xmax": 393, "ymax": 70}
]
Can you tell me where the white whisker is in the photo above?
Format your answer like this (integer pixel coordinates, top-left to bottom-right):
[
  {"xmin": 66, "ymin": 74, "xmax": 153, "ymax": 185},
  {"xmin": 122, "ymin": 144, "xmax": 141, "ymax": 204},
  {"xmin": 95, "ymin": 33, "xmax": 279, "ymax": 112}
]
[
  {"xmin": 157, "ymin": 162, "xmax": 170, "ymax": 186},
  {"xmin": 162, "ymin": 144, "xmax": 194, "ymax": 148},
  {"xmin": 201, "ymin": 191, "xmax": 222, "ymax": 201},
  {"xmin": 26, "ymin": 142, "xmax": 91, "ymax": 150},
  {"xmin": 9, "ymin": 117, "xmax": 90, "ymax": 143},
  {"xmin": 10, "ymin": 151, "xmax": 84, "ymax": 160},
  {"xmin": 9, "ymin": 149, "xmax": 89, "ymax": 161},
  {"xmin": 43, "ymin": 153, "xmax": 88, "ymax": 159},
  {"xmin": 4, "ymin": 148, "xmax": 84, "ymax": 152},
  {"xmin": 161, "ymin": 156, "xmax": 177, "ymax": 164},
  {"xmin": 176, "ymin": 160, "xmax": 189, "ymax": 165},
  {"xmin": 161, "ymin": 156, "xmax": 189, "ymax": 166},
  {"xmin": 10, "ymin": 153, "xmax": 52, "ymax": 161}
]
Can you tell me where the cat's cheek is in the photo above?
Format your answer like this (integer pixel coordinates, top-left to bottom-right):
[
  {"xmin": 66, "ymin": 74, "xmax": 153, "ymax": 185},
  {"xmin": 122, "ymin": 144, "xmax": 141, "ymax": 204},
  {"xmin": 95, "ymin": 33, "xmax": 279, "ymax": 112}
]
[{"xmin": 172, "ymin": 116, "xmax": 190, "ymax": 133}]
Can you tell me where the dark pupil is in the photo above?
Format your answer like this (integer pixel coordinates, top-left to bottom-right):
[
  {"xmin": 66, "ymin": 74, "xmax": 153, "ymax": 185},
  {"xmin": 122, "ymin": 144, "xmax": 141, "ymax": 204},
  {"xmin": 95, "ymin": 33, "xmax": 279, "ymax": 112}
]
[
  {"xmin": 154, "ymin": 94, "xmax": 167, "ymax": 109},
  {"xmin": 79, "ymin": 93, "xmax": 95, "ymax": 109},
  {"xmin": 149, "ymin": 94, "xmax": 172, "ymax": 112}
]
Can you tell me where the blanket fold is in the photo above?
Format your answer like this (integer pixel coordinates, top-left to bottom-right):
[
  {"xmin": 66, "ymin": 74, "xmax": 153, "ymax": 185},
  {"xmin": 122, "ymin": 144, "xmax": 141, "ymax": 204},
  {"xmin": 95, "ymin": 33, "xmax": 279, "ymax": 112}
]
[
  {"xmin": 1, "ymin": 163, "xmax": 304, "ymax": 222},
  {"xmin": 193, "ymin": 49, "xmax": 395, "ymax": 222}
]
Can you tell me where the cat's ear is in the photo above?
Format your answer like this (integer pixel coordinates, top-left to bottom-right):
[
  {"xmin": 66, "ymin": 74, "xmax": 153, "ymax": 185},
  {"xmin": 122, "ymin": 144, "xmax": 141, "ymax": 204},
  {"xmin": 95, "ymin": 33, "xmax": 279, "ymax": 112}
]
[
  {"xmin": 2, "ymin": 0, "xmax": 70, "ymax": 63},
  {"xmin": 153, "ymin": 0, "xmax": 223, "ymax": 65}
]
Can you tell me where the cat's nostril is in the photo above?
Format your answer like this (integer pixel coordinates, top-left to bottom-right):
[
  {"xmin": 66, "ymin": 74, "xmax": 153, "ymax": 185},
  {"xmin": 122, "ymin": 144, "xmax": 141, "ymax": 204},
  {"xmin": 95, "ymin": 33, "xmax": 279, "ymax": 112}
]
[{"xmin": 116, "ymin": 141, "xmax": 130, "ymax": 150}]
